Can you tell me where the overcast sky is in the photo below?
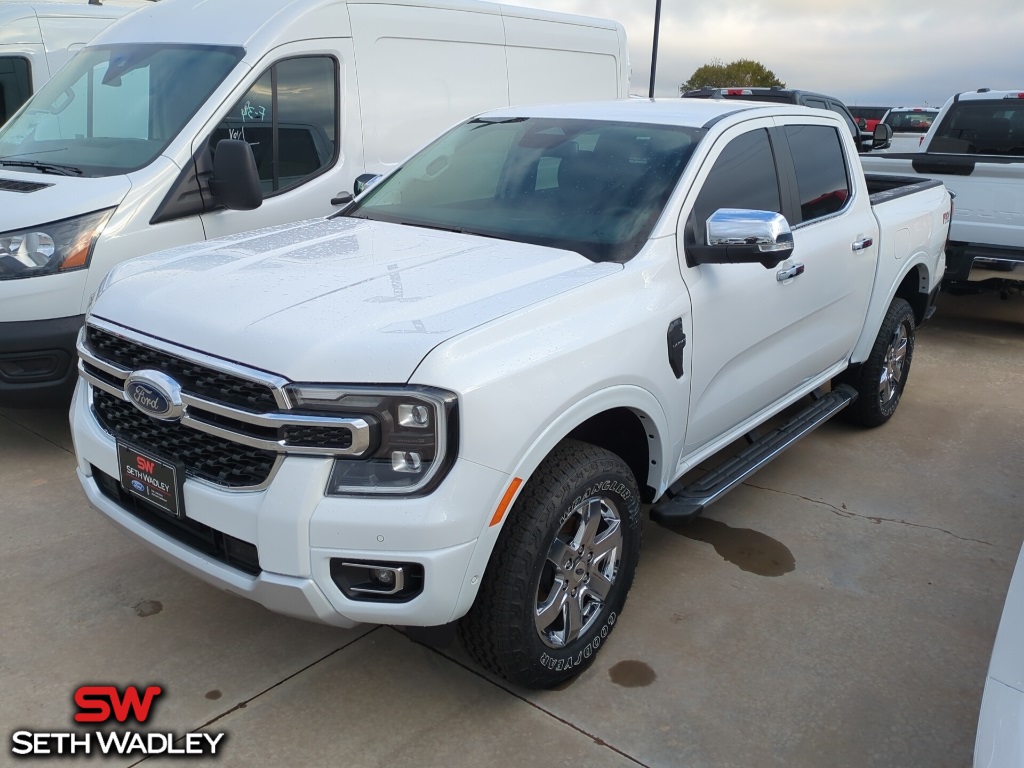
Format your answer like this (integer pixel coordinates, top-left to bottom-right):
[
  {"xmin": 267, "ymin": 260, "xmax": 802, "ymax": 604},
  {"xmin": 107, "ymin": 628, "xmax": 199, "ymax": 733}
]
[{"xmin": 500, "ymin": 0, "xmax": 1024, "ymax": 108}]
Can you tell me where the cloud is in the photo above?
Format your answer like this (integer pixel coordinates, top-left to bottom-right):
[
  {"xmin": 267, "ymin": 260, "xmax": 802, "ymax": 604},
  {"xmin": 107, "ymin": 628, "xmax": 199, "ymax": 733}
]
[{"xmin": 499, "ymin": 0, "xmax": 1024, "ymax": 107}]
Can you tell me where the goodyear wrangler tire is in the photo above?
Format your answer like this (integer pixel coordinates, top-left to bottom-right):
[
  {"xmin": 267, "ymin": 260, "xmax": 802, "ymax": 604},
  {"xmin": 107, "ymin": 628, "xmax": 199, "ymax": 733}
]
[
  {"xmin": 838, "ymin": 297, "xmax": 916, "ymax": 428},
  {"xmin": 460, "ymin": 439, "xmax": 642, "ymax": 689}
]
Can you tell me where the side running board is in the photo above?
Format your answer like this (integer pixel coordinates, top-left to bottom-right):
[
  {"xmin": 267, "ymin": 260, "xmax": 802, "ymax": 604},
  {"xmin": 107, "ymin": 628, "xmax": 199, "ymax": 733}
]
[{"xmin": 650, "ymin": 384, "xmax": 858, "ymax": 526}]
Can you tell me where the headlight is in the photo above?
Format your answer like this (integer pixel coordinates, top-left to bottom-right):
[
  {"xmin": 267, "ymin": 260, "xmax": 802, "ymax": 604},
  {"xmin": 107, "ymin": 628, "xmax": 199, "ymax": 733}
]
[
  {"xmin": 286, "ymin": 384, "xmax": 458, "ymax": 497},
  {"xmin": 0, "ymin": 208, "xmax": 115, "ymax": 280}
]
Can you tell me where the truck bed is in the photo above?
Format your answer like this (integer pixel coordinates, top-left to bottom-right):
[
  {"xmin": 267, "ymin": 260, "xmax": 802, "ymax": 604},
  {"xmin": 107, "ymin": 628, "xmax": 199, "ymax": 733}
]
[{"xmin": 865, "ymin": 173, "xmax": 945, "ymax": 205}]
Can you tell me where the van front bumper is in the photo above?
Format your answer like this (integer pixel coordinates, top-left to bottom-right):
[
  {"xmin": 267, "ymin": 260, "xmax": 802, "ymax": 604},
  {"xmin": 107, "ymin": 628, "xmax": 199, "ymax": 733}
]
[{"xmin": 0, "ymin": 315, "xmax": 84, "ymax": 407}]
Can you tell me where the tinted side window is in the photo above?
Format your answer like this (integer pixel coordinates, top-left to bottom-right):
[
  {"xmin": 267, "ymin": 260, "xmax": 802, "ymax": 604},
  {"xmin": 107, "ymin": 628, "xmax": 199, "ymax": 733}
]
[
  {"xmin": 692, "ymin": 129, "xmax": 781, "ymax": 233},
  {"xmin": 0, "ymin": 56, "xmax": 32, "ymax": 125},
  {"xmin": 784, "ymin": 124, "xmax": 851, "ymax": 224},
  {"xmin": 212, "ymin": 56, "xmax": 337, "ymax": 194},
  {"xmin": 828, "ymin": 102, "xmax": 860, "ymax": 139}
]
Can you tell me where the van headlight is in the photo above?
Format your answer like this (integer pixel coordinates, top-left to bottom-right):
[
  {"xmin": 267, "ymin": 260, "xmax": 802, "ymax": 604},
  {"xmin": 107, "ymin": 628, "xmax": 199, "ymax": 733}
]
[
  {"xmin": 0, "ymin": 208, "xmax": 114, "ymax": 280},
  {"xmin": 286, "ymin": 384, "xmax": 458, "ymax": 497}
]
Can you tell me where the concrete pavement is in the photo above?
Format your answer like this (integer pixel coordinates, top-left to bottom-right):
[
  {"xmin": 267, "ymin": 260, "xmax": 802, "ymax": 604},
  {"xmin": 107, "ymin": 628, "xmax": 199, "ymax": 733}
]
[{"xmin": 1, "ymin": 290, "xmax": 1021, "ymax": 767}]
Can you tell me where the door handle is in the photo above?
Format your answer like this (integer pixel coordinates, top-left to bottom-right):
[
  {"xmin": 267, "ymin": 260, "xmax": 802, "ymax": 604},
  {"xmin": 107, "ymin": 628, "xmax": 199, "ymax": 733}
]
[
  {"xmin": 776, "ymin": 263, "xmax": 805, "ymax": 282},
  {"xmin": 852, "ymin": 237, "xmax": 874, "ymax": 251}
]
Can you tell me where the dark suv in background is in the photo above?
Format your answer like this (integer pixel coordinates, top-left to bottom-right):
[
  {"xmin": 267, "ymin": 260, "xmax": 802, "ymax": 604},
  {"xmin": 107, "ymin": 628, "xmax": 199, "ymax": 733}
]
[{"xmin": 681, "ymin": 86, "xmax": 890, "ymax": 152}]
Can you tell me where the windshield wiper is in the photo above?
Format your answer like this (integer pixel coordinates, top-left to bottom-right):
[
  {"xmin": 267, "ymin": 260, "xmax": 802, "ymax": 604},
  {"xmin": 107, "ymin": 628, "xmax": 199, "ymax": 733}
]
[
  {"xmin": 0, "ymin": 159, "xmax": 83, "ymax": 176},
  {"xmin": 398, "ymin": 221, "xmax": 499, "ymax": 238}
]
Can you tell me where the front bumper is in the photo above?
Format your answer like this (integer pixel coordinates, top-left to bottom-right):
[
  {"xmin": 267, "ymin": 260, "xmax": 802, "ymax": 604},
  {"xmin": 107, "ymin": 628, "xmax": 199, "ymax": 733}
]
[
  {"xmin": 71, "ymin": 380, "xmax": 510, "ymax": 628},
  {"xmin": 975, "ymin": 677, "xmax": 1024, "ymax": 768},
  {"xmin": 0, "ymin": 315, "xmax": 84, "ymax": 407}
]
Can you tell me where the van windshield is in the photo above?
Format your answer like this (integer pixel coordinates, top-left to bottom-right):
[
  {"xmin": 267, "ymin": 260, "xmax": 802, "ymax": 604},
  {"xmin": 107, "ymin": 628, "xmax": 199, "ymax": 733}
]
[
  {"xmin": 346, "ymin": 117, "xmax": 704, "ymax": 263},
  {"xmin": 0, "ymin": 44, "xmax": 244, "ymax": 177}
]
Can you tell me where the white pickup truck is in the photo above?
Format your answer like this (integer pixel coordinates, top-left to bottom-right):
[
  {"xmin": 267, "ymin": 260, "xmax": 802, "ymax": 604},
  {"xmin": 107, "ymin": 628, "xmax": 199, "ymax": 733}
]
[
  {"xmin": 71, "ymin": 99, "xmax": 952, "ymax": 688},
  {"xmin": 861, "ymin": 89, "xmax": 1024, "ymax": 289}
]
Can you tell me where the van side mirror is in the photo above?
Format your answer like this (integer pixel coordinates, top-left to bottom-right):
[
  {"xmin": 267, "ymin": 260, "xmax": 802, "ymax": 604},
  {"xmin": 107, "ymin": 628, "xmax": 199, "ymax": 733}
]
[
  {"xmin": 354, "ymin": 173, "xmax": 382, "ymax": 195},
  {"xmin": 209, "ymin": 139, "xmax": 263, "ymax": 211},
  {"xmin": 872, "ymin": 123, "xmax": 893, "ymax": 151},
  {"xmin": 687, "ymin": 209, "xmax": 794, "ymax": 270}
]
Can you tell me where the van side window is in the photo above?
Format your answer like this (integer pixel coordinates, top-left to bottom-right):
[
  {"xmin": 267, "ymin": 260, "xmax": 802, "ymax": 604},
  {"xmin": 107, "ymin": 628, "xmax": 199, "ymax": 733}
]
[
  {"xmin": 691, "ymin": 129, "xmax": 781, "ymax": 235},
  {"xmin": 212, "ymin": 56, "xmax": 337, "ymax": 195},
  {"xmin": 783, "ymin": 125, "xmax": 851, "ymax": 224},
  {"xmin": 0, "ymin": 56, "xmax": 32, "ymax": 125}
]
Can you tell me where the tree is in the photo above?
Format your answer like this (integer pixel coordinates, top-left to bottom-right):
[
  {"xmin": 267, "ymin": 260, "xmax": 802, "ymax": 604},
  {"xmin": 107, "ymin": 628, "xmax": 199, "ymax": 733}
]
[{"xmin": 679, "ymin": 59, "xmax": 785, "ymax": 94}]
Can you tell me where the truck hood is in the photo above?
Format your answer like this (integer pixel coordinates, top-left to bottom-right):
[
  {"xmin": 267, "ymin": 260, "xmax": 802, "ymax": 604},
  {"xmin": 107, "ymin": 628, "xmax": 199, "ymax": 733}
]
[
  {"xmin": 93, "ymin": 216, "xmax": 620, "ymax": 383},
  {"xmin": 0, "ymin": 171, "xmax": 131, "ymax": 229}
]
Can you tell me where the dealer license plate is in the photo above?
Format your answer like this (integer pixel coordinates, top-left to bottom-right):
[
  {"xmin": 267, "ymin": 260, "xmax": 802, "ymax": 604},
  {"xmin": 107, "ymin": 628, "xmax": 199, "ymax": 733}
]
[{"xmin": 116, "ymin": 443, "xmax": 181, "ymax": 518}]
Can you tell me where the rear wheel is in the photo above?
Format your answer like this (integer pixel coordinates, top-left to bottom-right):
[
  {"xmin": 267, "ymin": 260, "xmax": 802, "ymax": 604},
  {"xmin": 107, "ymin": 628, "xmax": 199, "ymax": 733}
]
[
  {"xmin": 838, "ymin": 297, "xmax": 916, "ymax": 427},
  {"xmin": 460, "ymin": 439, "xmax": 642, "ymax": 689}
]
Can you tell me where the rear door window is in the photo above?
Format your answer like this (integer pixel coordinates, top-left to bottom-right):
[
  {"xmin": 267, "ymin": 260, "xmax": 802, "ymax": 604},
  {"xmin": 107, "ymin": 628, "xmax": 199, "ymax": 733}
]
[
  {"xmin": 783, "ymin": 124, "xmax": 851, "ymax": 224},
  {"xmin": 0, "ymin": 56, "xmax": 32, "ymax": 125}
]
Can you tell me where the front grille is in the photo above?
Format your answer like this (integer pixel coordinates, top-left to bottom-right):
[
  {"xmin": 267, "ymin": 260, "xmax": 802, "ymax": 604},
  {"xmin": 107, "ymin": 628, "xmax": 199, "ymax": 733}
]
[
  {"xmin": 93, "ymin": 389, "xmax": 277, "ymax": 488},
  {"xmin": 86, "ymin": 326, "xmax": 277, "ymax": 412},
  {"xmin": 283, "ymin": 424, "xmax": 354, "ymax": 449},
  {"xmin": 93, "ymin": 467, "xmax": 261, "ymax": 576},
  {"xmin": 0, "ymin": 177, "xmax": 53, "ymax": 193}
]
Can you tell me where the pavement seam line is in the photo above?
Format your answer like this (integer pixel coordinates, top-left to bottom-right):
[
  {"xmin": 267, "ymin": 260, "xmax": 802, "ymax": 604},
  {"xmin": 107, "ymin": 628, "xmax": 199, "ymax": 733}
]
[
  {"xmin": 125, "ymin": 626, "xmax": 384, "ymax": 766},
  {"xmin": 743, "ymin": 481, "xmax": 994, "ymax": 546},
  {"xmin": 0, "ymin": 412, "xmax": 74, "ymax": 456},
  {"xmin": 397, "ymin": 628, "xmax": 652, "ymax": 768}
]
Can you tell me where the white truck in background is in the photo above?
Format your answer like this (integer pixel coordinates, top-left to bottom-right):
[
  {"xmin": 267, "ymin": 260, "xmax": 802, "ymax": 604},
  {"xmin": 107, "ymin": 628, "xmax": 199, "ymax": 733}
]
[
  {"xmin": 0, "ymin": 0, "xmax": 149, "ymax": 126},
  {"xmin": 0, "ymin": 0, "xmax": 629, "ymax": 406},
  {"xmin": 875, "ymin": 106, "xmax": 939, "ymax": 153},
  {"xmin": 861, "ymin": 89, "xmax": 1024, "ymax": 291},
  {"xmin": 71, "ymin": 99, "xmax": 951, "ymax": 689}
]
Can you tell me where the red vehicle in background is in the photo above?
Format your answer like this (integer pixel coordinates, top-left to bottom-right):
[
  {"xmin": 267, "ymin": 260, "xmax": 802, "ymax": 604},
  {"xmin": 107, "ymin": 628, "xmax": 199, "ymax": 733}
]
[{"xmin": 849, "ymin": 106, "xmax": 890, "ymax": 132}]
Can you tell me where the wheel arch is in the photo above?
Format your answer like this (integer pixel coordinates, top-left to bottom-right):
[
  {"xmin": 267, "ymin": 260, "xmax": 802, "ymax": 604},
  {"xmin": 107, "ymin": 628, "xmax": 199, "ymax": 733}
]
[
  {"xmin": 447, "ymin": 385, "xmax": 669, "ymax": 623},
  {"xmin": 894, "ymin": 261, "xmax": 931, "ymax": 326},
  {"xmin": 850, "ymin": 257, "xmax": 932, "ymax": 364}
]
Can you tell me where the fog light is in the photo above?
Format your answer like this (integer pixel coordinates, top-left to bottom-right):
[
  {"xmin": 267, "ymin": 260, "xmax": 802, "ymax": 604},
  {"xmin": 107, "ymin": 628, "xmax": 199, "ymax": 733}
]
[
  {"xmin": 392, "ymin": 451, "xmax": 423, "ymax": 473},
  {"xmin": 330, "ymin": 559, "xmax": 423, "ymax": 602}
]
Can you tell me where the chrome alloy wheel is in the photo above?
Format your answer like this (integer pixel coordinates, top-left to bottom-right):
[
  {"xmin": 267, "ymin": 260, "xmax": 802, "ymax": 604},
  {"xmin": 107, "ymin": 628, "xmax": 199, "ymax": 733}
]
[
  {"xmin": 878, "ymin": 322, "xmax": 909, "ymax": 406},
  {"xmin": 535, "ymin": 495, "xmax": 622, "ymax": 648}
]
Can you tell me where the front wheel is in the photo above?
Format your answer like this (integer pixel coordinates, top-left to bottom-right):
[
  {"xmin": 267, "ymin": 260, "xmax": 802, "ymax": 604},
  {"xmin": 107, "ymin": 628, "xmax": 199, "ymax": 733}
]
[
  {"xmin": 459, "ymin": 439, "xmax": 642, "ymax": 689},
  {"xmin": 838, "ymin": 297, "xmax": 916, "ymax": 427}
]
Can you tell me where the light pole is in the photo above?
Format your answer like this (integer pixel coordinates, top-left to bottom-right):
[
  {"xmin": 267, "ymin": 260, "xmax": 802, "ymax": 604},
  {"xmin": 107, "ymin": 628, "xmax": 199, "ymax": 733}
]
[{"xmin": 649, "ymin": 0, "xmax": 663, "ymax": 99}]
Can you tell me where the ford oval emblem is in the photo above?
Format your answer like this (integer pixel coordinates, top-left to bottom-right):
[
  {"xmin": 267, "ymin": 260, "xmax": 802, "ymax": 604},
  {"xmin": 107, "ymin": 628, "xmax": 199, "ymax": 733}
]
[
  {"xmin": 124, "ymin": 370, "xmax": 184, "ymax": 421},
  {"xmin": 131, "ymin": 480, "xmax": 146, "ymax": 493}
]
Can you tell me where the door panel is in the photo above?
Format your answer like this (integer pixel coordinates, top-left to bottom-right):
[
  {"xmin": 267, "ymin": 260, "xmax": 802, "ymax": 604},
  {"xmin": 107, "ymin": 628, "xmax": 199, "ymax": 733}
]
[{"xmin": 679, "ymin": 119, "xmax": 876, "ymax": 452}]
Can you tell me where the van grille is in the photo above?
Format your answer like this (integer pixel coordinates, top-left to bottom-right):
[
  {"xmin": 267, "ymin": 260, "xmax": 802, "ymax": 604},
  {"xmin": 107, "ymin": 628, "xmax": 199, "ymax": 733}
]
[{"xmin": 0, "ymin": 178, "xmax": 53, "ymax": 193}]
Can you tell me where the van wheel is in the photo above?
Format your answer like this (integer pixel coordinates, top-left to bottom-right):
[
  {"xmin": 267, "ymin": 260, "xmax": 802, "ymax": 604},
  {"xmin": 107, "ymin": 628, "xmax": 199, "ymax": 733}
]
[
  {"xmin": 838, "ymin": 297, "xmax": 916, "ymax": 427},
  {"xmin": 460, "ymin": 439, "xmax": 642, "ymax": 689}
]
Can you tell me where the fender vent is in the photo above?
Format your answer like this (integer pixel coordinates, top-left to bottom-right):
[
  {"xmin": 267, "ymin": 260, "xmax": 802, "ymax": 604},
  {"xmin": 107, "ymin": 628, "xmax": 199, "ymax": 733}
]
[{"xmin": 0, "ymin": 177, "xmax": 54, "ymax": 193}]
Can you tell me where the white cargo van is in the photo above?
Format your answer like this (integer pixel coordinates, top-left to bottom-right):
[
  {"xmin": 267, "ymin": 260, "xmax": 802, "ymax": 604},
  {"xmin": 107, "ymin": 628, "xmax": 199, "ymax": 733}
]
[
  {"xmin": 0, "ymin": 0, "xmax": 629, "ymax": 405},
  {"xmin": 0, "ymin": 0, "xmax": 149, "ymax": 126}
]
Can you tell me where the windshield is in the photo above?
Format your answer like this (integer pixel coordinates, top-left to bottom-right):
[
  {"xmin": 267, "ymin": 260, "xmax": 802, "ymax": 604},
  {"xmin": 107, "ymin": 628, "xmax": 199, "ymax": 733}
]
[
  {"xmin": 0, "ymin": 44, "xmax": 244, "ymax": 177},
  {"xmin": 883, "ymin": 110, "xmax": 938, "ymax": 133},
  {"xmin": 346, "ymin": 117, "xmax": 704, "ymax": 263}
]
